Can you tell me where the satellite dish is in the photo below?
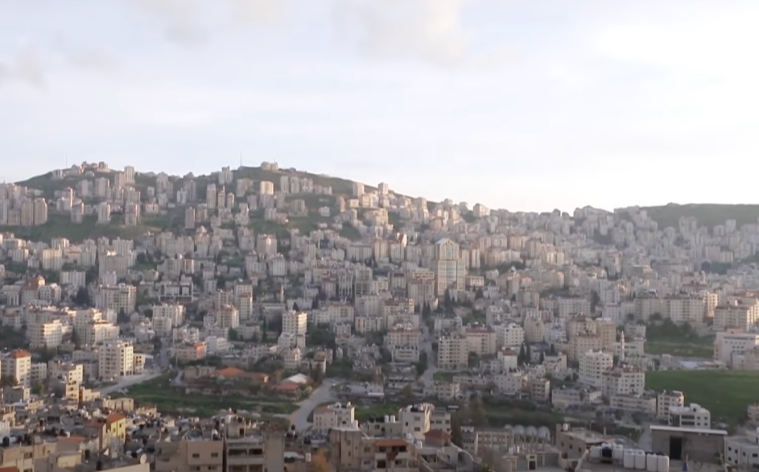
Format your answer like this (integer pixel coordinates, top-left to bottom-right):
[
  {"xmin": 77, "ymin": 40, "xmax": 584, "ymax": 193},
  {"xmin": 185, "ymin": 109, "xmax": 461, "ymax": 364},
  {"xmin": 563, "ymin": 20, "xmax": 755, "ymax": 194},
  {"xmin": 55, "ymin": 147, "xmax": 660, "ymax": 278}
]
[{"xmin": 139, "ymin": 454, "xmax": 148, "ymax": 464}]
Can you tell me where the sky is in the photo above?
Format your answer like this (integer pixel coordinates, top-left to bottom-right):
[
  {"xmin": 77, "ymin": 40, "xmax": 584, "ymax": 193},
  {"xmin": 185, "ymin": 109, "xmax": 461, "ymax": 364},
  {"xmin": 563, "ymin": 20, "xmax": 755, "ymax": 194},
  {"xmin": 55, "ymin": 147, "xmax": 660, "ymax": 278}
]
[{"xmin": 1, "ymin": 0, "xmax": 758, "ymax": 212}]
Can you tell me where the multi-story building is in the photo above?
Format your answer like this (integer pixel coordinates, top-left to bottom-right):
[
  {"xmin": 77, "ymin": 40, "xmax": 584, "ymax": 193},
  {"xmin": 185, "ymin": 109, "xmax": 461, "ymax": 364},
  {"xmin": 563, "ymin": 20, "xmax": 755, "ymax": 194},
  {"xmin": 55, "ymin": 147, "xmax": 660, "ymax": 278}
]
[
  {"xmin": 98, "ymin": 340, "xmax": 135, "ymax": 381},
  {"xmin": 282, "ymin": 310, "xmax": 307, "ymax": 337},
  {"xmin": 27, "ymin": 320, "xmax": 64, "ymax": 350},
  {"xmin": 602, "ymin": 365, "xmax": 645, "ymax": 398},
  {"xmin": 437, "ymin": 334, "xmax": 468, "ymax": 370},
  {"xmin": 216, "ymin": 305, "xmax": 240, "ymax": 329},
  {"xmin": 714, "ymin": 299, "xmax": 759, "ymax": 331},
  {"xmin": 95, "ymin": 283, "xmax": 137, "ymax": 315},
  {"xmin": 657, "ymin": 390, "xmax": 685, "ymax": 419},
  {"xmin": 578, "ymin": 349, "xmax": 613, "ymax": 388},
  {"xmin": 1, "ymin": 349, "xmax": 32, "ymax": 386},
  {"xmin": 669, "ymin": 403, "xmax": 711, "ymax": 428},
  {"xmin": 433, "ymin": 238, "xmax": 466, "ymax": 296},
  {"xmin": 714, "ymin": 331, "xmax": 759, "ymax": 364},
  {"xmin": 466, "ymin": 326, "xmax": 497, "ymax": 356},
  {"xmin": 313, "ymin": 402, "xmax": 356, "ymax": 430}
]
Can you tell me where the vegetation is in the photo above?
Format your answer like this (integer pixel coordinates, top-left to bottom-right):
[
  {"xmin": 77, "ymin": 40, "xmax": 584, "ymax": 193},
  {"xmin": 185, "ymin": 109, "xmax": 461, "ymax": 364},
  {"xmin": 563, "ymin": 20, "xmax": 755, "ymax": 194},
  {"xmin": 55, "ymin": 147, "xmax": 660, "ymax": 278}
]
[
  {"xmin": 120, "ymin": 374, "xmax": 298, "ymax": 418},
  {"xmin": 645, "ymin": 318, "xmax": 714, "ymax": 358},
  {"xmin": 355, "ymin": 403, "xmax": 402, "ymax": 421},
  {"xmin": 646, "ymin": 370, "xmax": 759, "ymax": 422},
  {"xmin": 641, "ymin": 203, "xmax": 759, "ymax": 229},
  {"xmin": 0, "ymin": 214, "xmax": 160, "ymax": 243}
]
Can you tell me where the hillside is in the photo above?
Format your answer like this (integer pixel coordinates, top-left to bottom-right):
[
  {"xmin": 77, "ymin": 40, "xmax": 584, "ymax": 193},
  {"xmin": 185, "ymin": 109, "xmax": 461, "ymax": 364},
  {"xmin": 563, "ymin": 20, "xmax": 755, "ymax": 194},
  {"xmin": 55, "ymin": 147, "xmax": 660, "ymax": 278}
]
[
  {"xmin": 640, "ymin": 203, "xmax": 759, "ymax": 229},
  {"xmin": 7, "ymin": 165, "xmax": 388, "ymax": 243}
]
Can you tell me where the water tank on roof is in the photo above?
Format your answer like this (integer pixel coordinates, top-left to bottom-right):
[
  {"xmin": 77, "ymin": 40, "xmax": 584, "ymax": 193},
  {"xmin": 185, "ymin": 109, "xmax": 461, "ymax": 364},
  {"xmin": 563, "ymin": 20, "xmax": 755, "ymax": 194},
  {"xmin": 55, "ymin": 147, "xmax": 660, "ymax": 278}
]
[{"xmin": 590, "ymin": 446, "xmax": 602, "ymax": 461}]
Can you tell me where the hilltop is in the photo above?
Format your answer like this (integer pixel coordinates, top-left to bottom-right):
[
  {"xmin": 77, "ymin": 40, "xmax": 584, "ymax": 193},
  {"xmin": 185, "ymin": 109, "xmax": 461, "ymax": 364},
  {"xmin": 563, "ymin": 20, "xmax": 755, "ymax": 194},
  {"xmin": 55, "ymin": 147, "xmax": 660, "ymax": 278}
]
[
  {"xmin": 6, "ymin": 164, "xmax": 405, "ymax": 243},
  {"xmin": 639, "ymin": 203, "xmax": 759, "ymax": 229}
]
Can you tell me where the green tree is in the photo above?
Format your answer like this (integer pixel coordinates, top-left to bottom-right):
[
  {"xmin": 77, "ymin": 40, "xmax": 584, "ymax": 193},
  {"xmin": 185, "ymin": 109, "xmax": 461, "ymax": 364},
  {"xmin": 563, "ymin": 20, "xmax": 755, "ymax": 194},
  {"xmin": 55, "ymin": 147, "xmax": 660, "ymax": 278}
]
[
  {"xmin": 518, "ymin": 344, "xmax": 527, "ymax": 366},
  {"xmin": 74, "ymin": 287, "xmax": 90, "ymax": 306}
]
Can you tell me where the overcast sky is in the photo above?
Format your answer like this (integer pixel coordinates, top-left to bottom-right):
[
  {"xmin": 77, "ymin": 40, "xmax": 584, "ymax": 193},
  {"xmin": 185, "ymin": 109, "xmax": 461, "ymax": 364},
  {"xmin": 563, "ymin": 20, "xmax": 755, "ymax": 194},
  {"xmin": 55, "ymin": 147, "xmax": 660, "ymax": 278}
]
[{"xmin": 1, "ymin": 0, "xmax": 757, "ymax": 212}]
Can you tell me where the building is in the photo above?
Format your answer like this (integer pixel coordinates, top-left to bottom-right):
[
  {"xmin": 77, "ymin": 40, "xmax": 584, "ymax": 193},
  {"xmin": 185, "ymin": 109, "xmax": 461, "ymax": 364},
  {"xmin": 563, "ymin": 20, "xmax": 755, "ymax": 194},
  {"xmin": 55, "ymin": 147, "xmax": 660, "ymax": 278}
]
[
  {"xmin": 437, "ymin": 334, "xmax": 468, "ymax": 370},
  {"xmin": 714, "ymin": 331, "xmax": 759, "ymax": 365},
  {"xmin": 669, "ymin": 403, "xmax": 711, "ymax": 428},
  {"xmin": 313, "ymin": 402, "xmax": 356, "ymax": 430},
  {"xmin": 650, "ymin": 425, "xmax": 726, "ymax": 462},
  {"xmin": 27, "ymin": 320, "xmax": 64, "ymax": 350},
  {"xmin": 216, "ymin": 305, "xmax": 240, "ymax": 329},
  {"xmin": 578, "ymin": 350, "xmax": 613, "ymax": 388},
  {"xmin": 433, "ymin": 238, "xmax": 467, "ymax": 296},
  {"xmin": 282, "ymin": 310, "xmax": 307, "ymax": 337},
  {"xmin": 657, "ymin": 390, "xmax": 685, "ymax": 419},
  {"xmin": 1, "ymin": 350, "xmax": 32, "ymax": 387},
  {"xmin": 98, "ymin": 340, "xmax": 135, "ymax": 381},
  {"xmin": 602, "ymin": 364, "xmax": 645, "ymax": 398}
]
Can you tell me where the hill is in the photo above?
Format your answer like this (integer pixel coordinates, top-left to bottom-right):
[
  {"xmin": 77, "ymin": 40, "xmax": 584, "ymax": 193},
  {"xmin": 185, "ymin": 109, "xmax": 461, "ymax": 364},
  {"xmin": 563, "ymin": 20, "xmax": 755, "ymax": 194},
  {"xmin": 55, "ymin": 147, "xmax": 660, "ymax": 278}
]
[
  {"xmin": 640, "ymin": 203, "xmax": 759, "ymax": 229},
  {"xmin": 7, "ymin": 165, "xmax": 392, "ymax": 243}
]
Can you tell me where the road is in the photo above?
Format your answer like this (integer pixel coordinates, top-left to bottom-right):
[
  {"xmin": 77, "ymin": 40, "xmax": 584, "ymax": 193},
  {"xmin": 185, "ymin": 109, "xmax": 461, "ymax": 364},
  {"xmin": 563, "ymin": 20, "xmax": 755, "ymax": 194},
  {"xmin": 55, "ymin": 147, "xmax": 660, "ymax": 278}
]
[
  {"xmin": 99, "ymin": 370, "xmax": 163, "ymax": 395},
  {"xmin": 420, "ymin": 322, "xmax": 437, "ymax": 385},
  {"xmin": 288, "ymin": 379, "xmax": 339, "ymax": 431}
]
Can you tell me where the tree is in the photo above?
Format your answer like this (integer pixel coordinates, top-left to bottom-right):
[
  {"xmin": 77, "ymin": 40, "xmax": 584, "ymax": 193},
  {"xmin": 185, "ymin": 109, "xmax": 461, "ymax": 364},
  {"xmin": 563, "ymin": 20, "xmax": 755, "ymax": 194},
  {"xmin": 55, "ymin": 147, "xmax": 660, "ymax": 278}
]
[
  {"xmin": 525, "ymin": 343, "xmax": 532, "ymax": 364},
  {"xmin": 228, "ymin": 329, "xmax": 240, "ymax": 341},
  {"xmin": 292, "ymin": 302, "xmax": 300, "ymax": 312},
  {"xmin": 74, "ymin": 287, "xmax": 90, "ymax": 307},
  {"xmin": 548, "ymin": 344, "xmax": 557, "ymax": 356},
  {"xmin": 475, "ymin": 288, "xmax": 484, "ymax": 300},
  {"xmin": 1, "ymin": 376, "xmax": 16, "ymax": 387},
  {"xmin": 71, "ymin": 329, "xmax": 82, "ymax": 349},
  {"xmin": 117, "ymin": 309, "xmax": 130, "ymax": 324},
  {"xmin": 590, "ymin": 290, "xmax": 600, "ymax": 314},
  {"xmin": 518, "ymin": 344, "xmax": 527, "ymax": 366}
]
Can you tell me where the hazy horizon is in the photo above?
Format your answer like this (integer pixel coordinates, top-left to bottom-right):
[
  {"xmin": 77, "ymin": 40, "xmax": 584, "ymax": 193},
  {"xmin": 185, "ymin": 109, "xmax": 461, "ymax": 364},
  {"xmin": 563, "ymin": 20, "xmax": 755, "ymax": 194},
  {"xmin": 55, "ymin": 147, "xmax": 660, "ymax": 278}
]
[{"xmin": 2, "ymin": 0, "xmax": 758, "ymax": 212}]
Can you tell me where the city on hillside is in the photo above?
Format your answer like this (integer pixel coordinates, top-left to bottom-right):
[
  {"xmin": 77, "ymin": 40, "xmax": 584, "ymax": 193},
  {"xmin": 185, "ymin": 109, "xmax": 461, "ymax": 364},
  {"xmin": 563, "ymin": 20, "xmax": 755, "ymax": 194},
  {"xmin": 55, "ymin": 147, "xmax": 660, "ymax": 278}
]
[{"xmin": 0, "ymin": 162, "xmax": 756, "ymax": 472}]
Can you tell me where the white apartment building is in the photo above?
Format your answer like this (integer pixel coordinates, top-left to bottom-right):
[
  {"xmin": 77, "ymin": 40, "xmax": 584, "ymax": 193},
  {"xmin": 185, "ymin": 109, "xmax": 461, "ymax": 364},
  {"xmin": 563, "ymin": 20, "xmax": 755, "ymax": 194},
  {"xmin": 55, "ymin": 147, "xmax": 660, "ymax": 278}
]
[
  {"xmin": 664, "ymin": 296, "xmax": 707, "ymax": 324},
  {"xmin": 313, "ymin": 402, "xmax": 356, "ymax": 430},
  {"xmin": 669, "ymin": 403, "xmax": 710, "ymax": 428},
  {"xmin": 95, "ymin": 284, "xmax": 137, "ymax": 315},
  {"xmin": 283, "ymin": 311, "xmax": 308, "ymax": 337},
  {"xmin": 438, "ymin": 334, "xmax": 468, "ymax": 370},
  {"xmin": 602, "ymin": 365, "xmax": 645, "ymax": 398},
  {"xmin": 216, "ymin": 305, "xmax": 240, "ymax": 329},
  {"xmin": 433, "ymin": 238, "xmax": 466, "ymax": 296},
  {"xmin": 496, "ymin": 323, "xmax": 525, "ymax": 348},
  {"xmin": 657, "ymin": 390, "xmax": 685, "ymax": 419},
  {"xmin": 725, "ymin": 431, "xmax": 759, "ymax": 468},
  {"xmin": 398, "ymin": 403, "xmax": 435, "ymax": 440},
  {"xmin": 578, "ymin": 349, "xmax": 613, "ymax": 388},
  {"xmin": 1, "ymin": 349, "xmax": 32, "ymax": 387},
  {"xmin": 27, "ymin": 320, "xmax": 64, "ymax": 350},
  {"xmin": 385, "ymin": 327, "xmax": 422, "ymax": 349},
  {"xmin": 714, "ymin": 300, "xmax": 759, "ymax": 332},
  {"xmin": 714, "ymin": 331, "xmax": 759, "ymax": 364},
  {"xmin": 466, "ymin": 327, "xmax": 497, "ymax": 356},
  {"xmin": 98, "ymin": 341, "xmax": 135, "ymax": 381}
]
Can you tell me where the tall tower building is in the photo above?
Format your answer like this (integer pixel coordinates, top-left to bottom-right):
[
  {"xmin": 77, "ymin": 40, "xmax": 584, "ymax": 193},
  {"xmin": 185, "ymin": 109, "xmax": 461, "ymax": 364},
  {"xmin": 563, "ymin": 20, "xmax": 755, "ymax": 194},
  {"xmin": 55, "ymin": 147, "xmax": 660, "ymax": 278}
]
[
  {"xmin": 433, "ymin": 238, "xmax": 466, "ymax": 296},
  {"xmin": 33, "ymin": 197, "xmax": 48, "ymax": 226}
]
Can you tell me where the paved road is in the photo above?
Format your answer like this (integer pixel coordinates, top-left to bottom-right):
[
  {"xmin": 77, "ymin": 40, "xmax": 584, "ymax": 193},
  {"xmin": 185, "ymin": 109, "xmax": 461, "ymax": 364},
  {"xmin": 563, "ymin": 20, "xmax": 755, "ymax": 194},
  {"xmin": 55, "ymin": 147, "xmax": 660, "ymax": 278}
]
[
  {"xmin": 420, "ymin": 323, "xmax": 437, "ymax": 385},
  {"xmin": 99, "ymin": 370, "xmax": 163, "ymax": 395},
  {"xmin": 289, "ymin": 379, "xmax": 339, "ymax": 431}
]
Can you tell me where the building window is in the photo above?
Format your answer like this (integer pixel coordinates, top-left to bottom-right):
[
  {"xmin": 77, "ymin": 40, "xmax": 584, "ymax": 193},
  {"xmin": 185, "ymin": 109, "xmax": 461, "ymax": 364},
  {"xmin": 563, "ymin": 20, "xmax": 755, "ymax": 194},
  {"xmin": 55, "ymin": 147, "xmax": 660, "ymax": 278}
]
[{"xmin": 192, "ymin": 453, "xmax": 200, "ymax": 458}]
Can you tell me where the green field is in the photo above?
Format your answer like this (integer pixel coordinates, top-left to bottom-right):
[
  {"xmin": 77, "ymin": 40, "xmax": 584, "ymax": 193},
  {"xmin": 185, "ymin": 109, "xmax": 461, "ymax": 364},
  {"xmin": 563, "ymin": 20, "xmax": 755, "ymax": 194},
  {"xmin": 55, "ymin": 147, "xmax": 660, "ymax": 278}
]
[
  {"xmin": 120, "ymin": 374, "xmax": 298, "ymax": 418},
  {"xmin": 0, "ymin": 214, "xmax": 165, "ymax": 243},
  {"xmin": 645, "ymin": 342, "xmax": 713, "ymax": 358},
  {"xmin": 646, "ymin": 370, "xmax": 759, "ymax": 422}
]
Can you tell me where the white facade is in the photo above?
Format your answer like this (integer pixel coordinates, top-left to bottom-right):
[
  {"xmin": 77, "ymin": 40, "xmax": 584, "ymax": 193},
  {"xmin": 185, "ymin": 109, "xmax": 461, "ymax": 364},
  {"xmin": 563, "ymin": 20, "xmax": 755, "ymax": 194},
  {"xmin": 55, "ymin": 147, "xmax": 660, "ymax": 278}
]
[{"xmin": 578, "ymin": 350, "xmax": 613, "ymax": 388}]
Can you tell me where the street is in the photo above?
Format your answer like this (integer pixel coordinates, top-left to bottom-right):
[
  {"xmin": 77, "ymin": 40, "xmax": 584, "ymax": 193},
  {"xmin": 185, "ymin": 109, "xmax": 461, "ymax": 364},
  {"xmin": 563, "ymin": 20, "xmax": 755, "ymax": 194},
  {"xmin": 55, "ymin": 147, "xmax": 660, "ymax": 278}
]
[
  {"xmin": 420, "ymin": 322, "xmax": 437, "ymax": 385},
  {"xmin": 288, "ymin": 378, "xmax": 339, "ymax": 431}
]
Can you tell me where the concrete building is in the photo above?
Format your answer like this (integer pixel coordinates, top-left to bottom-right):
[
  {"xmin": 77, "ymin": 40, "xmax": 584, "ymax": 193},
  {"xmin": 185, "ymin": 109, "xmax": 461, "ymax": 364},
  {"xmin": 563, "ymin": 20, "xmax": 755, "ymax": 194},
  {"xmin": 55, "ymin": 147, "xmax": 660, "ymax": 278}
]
[
  {"xmin": 98, "ymin": 340, "xmax": 135, "ymax": 381},
  {"xmin": 669, "ymin": 403, "xmax": 711, "ymax": 429},
  {"xmin": 578, "ymin": 349, "xmax": 613, "ymax": 388}
]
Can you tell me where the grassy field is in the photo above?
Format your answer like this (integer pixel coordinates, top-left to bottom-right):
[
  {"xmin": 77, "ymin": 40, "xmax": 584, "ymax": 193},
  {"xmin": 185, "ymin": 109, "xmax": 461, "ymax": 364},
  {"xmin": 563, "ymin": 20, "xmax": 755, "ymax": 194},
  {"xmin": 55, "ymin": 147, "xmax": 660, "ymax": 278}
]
[
  {"xmin": 121, "ymin": 375, "xmax": 299, "ymax": 418},
  {"xmin": 0, "ymin": 214, "xmax": 163, "ymax": 243},
  {"xmin": 646, "ymin": 370, "xmax": 759, "ymax": 422},
  {"xmin": 355, "ymin": 403, "xmax": 402, "ymax": 421},
  {"xmin": 645, "ymin": 341, "xmax": 713, "ymax": 358},
  {"xmin": 642, "ymin": 204, "xmax": 759, "ymax": 229}
]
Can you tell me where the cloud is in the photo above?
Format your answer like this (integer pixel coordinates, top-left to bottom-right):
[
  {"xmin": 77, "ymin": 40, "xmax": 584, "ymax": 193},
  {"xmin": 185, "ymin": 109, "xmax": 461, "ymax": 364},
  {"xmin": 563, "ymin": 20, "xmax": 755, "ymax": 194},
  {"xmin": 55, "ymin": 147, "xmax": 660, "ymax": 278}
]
[
  {"xmin": 230, "ymin": 0, "xmax": 284, "ymax": 25},
  {"xmin": 131, "ymin": 0, "xmax": 209, "ymax": 47},
  {"xmin": 334, "ymin": 0, "xmax": 472, "ymax": 66},
  {"xmin": 0, "ymin": 47, "xmax": 46, "ymax": 89}
]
